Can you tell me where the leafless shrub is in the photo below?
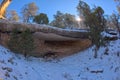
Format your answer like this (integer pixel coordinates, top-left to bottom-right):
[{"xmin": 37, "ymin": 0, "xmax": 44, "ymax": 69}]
[
  {"xmin": 5, "ymin": 71, "xmax": 10, "ymax": 78},
  {"xmin": 2, "ymin": 67, "xmax": 13, "ymax": 72},
  {"xmin": 8, "ymin": 57, "xmax": 14, "ymax": 64},
  {"xmin": 63, "ymin": 72, "xmax": 73, "ymax": 80},
  {"xmin": 13, "ymin": 75, "xmax": 18, "ymax": 80}
]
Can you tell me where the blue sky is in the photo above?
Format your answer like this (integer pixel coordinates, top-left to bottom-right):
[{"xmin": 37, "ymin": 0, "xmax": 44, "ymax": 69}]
[{"xmin": 6, "ymin": 0, "xmax": 117, "ymax": 21}]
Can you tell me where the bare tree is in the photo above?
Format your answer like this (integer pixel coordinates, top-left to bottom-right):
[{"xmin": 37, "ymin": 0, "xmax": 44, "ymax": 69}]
[
  {"xmin": 0, "ymin": 0, "xmax": 12, "ymax": 19},
  {"xmin": 110, "ymin": 13, "xmax": 120, "ymax": 35},
  {"xmin": 21, "ymin": 2, "xmax": 39, "ymax": 23},
  {"xmin": 114, "ymin": 0, "xmax": 120, "ymax": 14},
  {"xmin": 7, "ymin": 10, "xmax": 19, "ymax": 21},
  {"xmin": 105, "ymin": 15, "xmax": 116, "ymax": 29}
]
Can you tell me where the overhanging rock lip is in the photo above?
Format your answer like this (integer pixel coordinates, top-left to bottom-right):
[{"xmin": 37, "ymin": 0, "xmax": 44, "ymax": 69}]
[
  {"xmin": 33, "ymin": 32, "xmax": 83, "ymax": 41},
  {"xmin": 0, "ymin": 20, "xmax": 90, "ymax": 40}
]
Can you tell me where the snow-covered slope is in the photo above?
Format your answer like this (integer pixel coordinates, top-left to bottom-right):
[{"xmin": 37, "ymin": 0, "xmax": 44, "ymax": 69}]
[{"xmin": 0, "ymin": 40, "xmax": 120, "ymax": 80}]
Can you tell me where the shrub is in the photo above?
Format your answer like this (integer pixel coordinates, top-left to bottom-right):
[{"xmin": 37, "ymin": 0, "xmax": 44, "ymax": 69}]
[{"xmin": 8, "ymin": 28, "xmax": 35, "ymax": 56}]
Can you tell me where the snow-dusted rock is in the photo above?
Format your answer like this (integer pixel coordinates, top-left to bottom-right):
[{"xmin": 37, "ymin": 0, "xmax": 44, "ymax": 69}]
[{"xmin": 0, "ymin": 20, "xmax": 92, "ymax": 57}]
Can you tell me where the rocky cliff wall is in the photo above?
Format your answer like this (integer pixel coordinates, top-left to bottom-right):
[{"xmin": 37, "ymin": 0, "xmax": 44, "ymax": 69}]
[{"xmin": 0, "ymin": 20, "xmax": 92, "ymax": 58}]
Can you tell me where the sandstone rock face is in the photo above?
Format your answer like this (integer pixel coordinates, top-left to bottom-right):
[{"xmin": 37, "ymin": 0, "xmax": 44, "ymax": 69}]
[
  {"xmin": 33, "ymin": 39, "xmax": 91, "ymax": 57},
  {"xmin": 0, "ymin": 20, "xmax": 92, "ymax": 57},
  {"xmin": 0, "ymin": 33, "xmax": 91, "ymax": 58},
  {"xmin": 0, "ymin": 33, "xmax": 10, "ymax": 47}
]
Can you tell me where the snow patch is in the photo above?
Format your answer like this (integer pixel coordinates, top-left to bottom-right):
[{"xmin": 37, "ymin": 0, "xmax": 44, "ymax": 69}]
[{"xmin": 0, "ymin": 40, "xmax": 120, "ymax": 80}]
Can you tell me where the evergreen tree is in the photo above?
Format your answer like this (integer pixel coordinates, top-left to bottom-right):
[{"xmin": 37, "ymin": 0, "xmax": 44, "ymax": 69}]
[
  {"xmin": 77, "ymin": 1, "xmax": 106, "ymax": 58},
  {"xmin": 50, "ymin": 11, "xmax": 65, "ymax": 28},
  {"xmin": 63, "ymin": 13, "xmax": 77, "ymax": 29},
  {"xmin": 33, "ymin": 13, "xmax": 49, "ymax": 24},
  {"xmin": 19, "ymin": 29, "xmax": 35, "ymax": 54},
  {"xmin": 8, "ymin": 28, "xmax": 35, "ymax": 56},
  {"xmin": 50, "ymin": 11, "xmax": 77, "ymax": 29},
  {"xmin": 8, "ymin": 28, "xmax": 20, "ymax": 53}
]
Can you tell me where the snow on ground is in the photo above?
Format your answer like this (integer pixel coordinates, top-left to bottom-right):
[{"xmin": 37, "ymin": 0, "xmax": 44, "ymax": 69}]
[{"xmin": 0, "ymin": 39, "xmax": 120, "ymax": 80}]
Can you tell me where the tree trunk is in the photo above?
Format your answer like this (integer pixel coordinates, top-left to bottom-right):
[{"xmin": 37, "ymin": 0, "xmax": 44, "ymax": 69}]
[{"xmin": 94, "ymin": 46, "xmax": 98, "ymax": 58}]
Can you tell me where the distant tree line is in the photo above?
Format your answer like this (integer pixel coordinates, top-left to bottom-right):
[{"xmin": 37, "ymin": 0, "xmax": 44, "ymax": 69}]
[{"xmin": 5, "ymin": 1, "xmax": 119, "ymax": 30}]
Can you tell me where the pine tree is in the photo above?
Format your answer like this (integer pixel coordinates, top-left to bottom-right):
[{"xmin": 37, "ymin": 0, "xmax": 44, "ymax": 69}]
[
  {"xmin": 33, "ymin": 13, "xmax": 49, "ymax": 24},
  {"xmin": 8, "ymin": 28, "xmax": 35, "ymax": 56},
  {"xmin": 77, "ymin": 1, "xmax": 106, "ymax": 58}
]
